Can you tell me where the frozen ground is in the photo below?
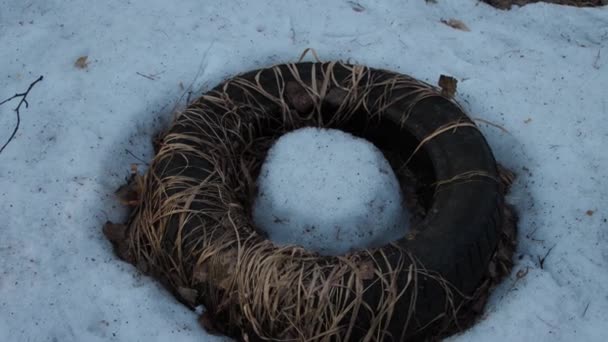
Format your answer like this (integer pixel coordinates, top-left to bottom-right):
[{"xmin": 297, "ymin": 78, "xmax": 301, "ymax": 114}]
[{"xmin": 0, "ymin": 0, "xmax": 606, "ymax": 341}]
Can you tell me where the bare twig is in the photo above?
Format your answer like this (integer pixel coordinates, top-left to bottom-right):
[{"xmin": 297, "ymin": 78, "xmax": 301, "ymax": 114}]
[
  {"xmin": 172, "ymin": 40, "xmax": 215, "ymax": 111},
  {"xmin": 186, "ymin": 90, "xmax": 193, "ymax": 105},
  {"xmin": 125, "ymin": 149, "xmax": 149, "ymax": 165},
  {"xmin": 593, "ymin": 49, "xmax": 601, "ymax": 70},
  {"xmin": 582, "ymin": 301, "xmax": 590, "ymax": 317},
  {"xmin": 503, "ymin": 266, "xmax": 529, "ymax": 295},
  {"xmin": 136, "ymin": 72, "xmax": 156, "ymax": 80},
  {"xmin": 0, "ymin": 75, "xmax": 44, "ymax": 154},
  {"xmin": 538, "ymin": 245, "xmax": 556, "ymax": 269},
  {"xmin": 536, "ymin": 315, "xmax": 558, "ymax": 330},
  {"xmin": 136, "ymin": 71, "xmax": 165, "ymax": 81}
]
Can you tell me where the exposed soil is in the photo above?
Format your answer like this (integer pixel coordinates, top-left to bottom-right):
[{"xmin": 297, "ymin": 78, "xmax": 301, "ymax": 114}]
[{"xmin": 482, "ymin": 0, "xmax": 606, "ymax": 9}]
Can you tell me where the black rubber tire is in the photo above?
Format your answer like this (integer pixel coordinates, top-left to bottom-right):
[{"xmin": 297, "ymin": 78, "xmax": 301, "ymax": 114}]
[{"xmin": 167, "ymin": 62, "xmax": 502, "ymax": 340}]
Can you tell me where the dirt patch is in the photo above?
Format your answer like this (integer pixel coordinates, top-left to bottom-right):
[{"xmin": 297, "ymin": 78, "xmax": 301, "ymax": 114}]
[{"xmin": 482, "ymin": 0, "xmax": 606, "ymax": 10}]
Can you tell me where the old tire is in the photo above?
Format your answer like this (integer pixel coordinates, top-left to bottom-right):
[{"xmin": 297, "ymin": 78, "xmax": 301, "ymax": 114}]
[{"xmin": 126, "ymin": 62, "xmax": 505, "ymax": 341}]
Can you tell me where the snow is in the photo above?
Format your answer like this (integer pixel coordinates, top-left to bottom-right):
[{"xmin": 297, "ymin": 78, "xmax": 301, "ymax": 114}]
[
  {"xmin": 0, "ymin": 0, "xmax": 606, "ymax": 341},
  {"xmin": 252, "ymin": 127, "xmax": 408, "ymax": 256}
]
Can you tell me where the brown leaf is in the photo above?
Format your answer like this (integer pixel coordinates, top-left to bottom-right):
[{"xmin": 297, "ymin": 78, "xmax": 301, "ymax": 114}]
[
  {"xmin": 102, "ymin": 222, "xmax": 134, "ymax": 262},
  {"xmin": 440, "ymin": 18, "xmax": 470, "ymax": 32},
  {"xmin": 74, "ymin": 56, "xmax": 89, "ymax": 69},
  {"xmin": 516, "ymin": 267, "xmax": 529, "ymax": 279},
  {"xmin": 115, "ymin": 174, "xmax": 143, "ymax": 207},
  {"xmin": 219, "ymin": 249, "xmax": 238, "ymax": 273},
  {"xmin": 586, "ymin": 210, "xmax": 594, "ymax": 216},
  {"xmin": 193, "ymin": 262, "xmax": 209, "ymax": 283},
  {"xmin": 358, "ymin": 261, "xmax": 375, "ymax": 280},
  {"xmin": 438, "ymin": 74, "xmax": 458, "ymax": 98},
  {"xmin": 285, "ymin": 81, "xmax": 313, "ymax": 113},
  {"xmin": 102, "ymin": 222, "xmax": 127, "ymax": 243},
  {"xmin": 217, "ymin": 276, "xmax": 233, "ymax": 291},
  {"xmin": 198, "ymin": 312, "xmax": 223, "ymax": 335},
  {"xmin": 177, "ymin": 287, "xmax": 198, "ymax": 307},
  {"xmin": 136, "ymin": 259, "xmax": 149, "ymax": 274},
  {"xmin": 325, "ymin": 87, "xmax": 348, "ymax": 107}
]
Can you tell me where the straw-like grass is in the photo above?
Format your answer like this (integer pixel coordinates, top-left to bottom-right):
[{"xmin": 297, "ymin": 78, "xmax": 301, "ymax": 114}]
[{"xmin": 110, "ymin": 61, "xmax": 516, "ymax": 341}]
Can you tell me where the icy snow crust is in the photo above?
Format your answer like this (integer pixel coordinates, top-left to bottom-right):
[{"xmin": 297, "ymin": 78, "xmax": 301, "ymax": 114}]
[
  {"xmin": 0, "ymin": 0, "xmax": 606, "ymax": 341},
  {"xmin": 252, "ymin": 127, "xmax": 408, "ymax": 256}
]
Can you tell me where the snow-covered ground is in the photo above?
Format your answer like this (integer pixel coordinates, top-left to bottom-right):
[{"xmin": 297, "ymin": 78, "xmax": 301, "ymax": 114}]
[{"xmin": 0, "ymin": 0, "xmax": 606, "ymax": 341}]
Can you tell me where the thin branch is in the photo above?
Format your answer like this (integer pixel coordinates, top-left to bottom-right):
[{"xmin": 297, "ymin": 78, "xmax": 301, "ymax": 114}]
[
  {"xmin": 125, "ymin": 148, "xmax": 149, "ymax": 165},
  {"xmin": 136, "ymin": 71, "xmax": 165, "ymax": 81},
  {"xmin": 538, "ymin": 244, "xmax": 556, "ymax": 269},
  {"xmin": 536, "ymin": 315, "xmax": 558, "ymax": 330},
  {"xmin": 0, "ymin": 75, "xmax": 44, "ymax": 154},
  {"xmin": 582, "ymin": 301, "xmax": 590, "ymax": 317},
  {"xmin": 593, "ymin": 49, "xmax": 601, "ymax": 70},
  {"xmin": 136, "ymin": 72, "xmax": 156, "ymax": 80}
]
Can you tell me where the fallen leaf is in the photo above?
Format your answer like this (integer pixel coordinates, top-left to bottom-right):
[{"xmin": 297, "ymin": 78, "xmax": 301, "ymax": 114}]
[
  {"xmin": 102, "ymin": 222, "xmax": 134, "ymax": 262},
  {"xmin": 115, "ymin": 174, "xmax": 143, "ymax": 207},
  {"xmin": 193, "ymin": 262, "xmax": 209, "ymax": 283},
  {"xmin": 136, "ymin": 259, "xmax": 149, "ymax": 273},
  {"xmin": 440, "ymin": 18, "xmax": 470, "ymax": 32},
  {"xmin": 358, "ymin": 261, "xmax": 375, "ymax": 280},
  {"xmin": 516, "ymin": 267, "xmax": 529, "ymax": 279},
  {"xmin": 438, "ymin": 74, "xmax": 458, "ymax": 98},
  {"xmin": 74, "ymin": 55, "xmax": 89, "ymax": 69},
  {"xmin": 102, "ymin": 222, "xmax": 127, "ymax": 243},
  {"xmin": 285, "ymin": 81, "xmax": 314, "ymax": 113},
  {"xmin": 177, "ymin": 286, "xmax": 198, "ymax": 306},
  {"xmin": 586, "ymin": 210, "xmax": 594, "ymax": 216},
  {"xmin": 198, "ymin": 312, "xmax": 223, "ymax": 335},
  {"xmin": 325, "ymin": 87, "xmax": 348, "ymax": 106},
  {"xmin": 217, "ymin": 276, "xmax": 234, "ymax": 290}
]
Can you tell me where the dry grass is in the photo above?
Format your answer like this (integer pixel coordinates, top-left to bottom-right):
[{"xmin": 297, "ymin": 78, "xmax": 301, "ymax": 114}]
[{"xmin": 113, "ymin": 61, "xmax": 514, "ymax": 341}]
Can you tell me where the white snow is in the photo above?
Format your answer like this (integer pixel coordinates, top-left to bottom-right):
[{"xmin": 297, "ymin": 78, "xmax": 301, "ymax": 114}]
[
  {"xmin": 252, "ymin": 127, "xmax": 408, "ymax": 256},
  {"xmin": 0, "ymin": 0, "xmax": 606, "ymax": 341}
]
